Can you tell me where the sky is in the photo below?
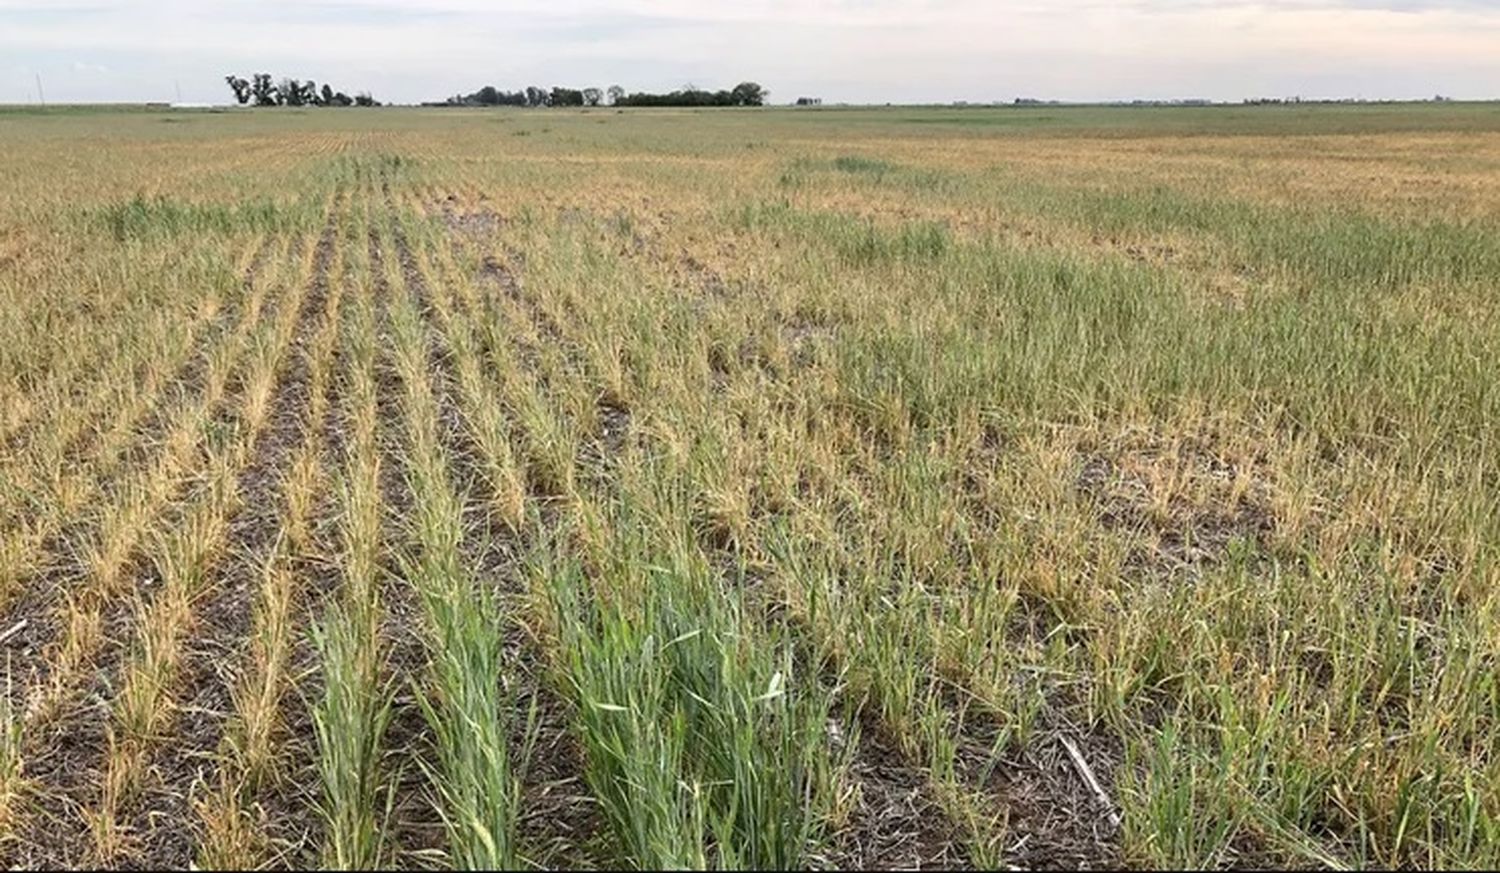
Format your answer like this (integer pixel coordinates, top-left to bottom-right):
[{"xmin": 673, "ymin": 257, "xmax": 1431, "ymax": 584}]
[{"xmin": 2, "ymin": 0, "xmax": 1499, "ymax": 105}]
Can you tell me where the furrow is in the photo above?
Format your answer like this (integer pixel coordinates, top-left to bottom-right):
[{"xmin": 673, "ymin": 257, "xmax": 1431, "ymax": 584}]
[
  {"xmin": 0, "ymin": 235, "xmax": 278, "ymax": 637},
  {"xmin": 85, "ymin": 216, "xmax": 331, "ymax": 866},
  {"xmin": 0, "ymin": 213, "xmax": 327, "ymax": 868},
  {"xmin": 139, "ymin": 216, "xmax": 342, "ymax": 868},
  {"xmin": 305, "ymin": 200, "xmax": 398, "ymax": 869}
]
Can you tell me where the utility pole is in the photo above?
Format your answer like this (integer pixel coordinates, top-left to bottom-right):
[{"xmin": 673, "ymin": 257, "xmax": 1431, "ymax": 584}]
[
  {"xmin": 35, "ymin": 73, "xmax": 46, "ymax": 108},
  {"xmin": 175, "ymin": 79, "xmax": 183, "ymax": 103}
]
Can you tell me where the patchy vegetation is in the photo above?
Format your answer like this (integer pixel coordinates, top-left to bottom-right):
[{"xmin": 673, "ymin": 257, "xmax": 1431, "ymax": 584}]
[{"xmin": 0, "ymin": 103, "xmax": 1498, "ymax": 869}]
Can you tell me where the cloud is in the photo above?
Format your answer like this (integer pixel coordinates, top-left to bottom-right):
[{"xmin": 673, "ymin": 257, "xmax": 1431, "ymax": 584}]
[{"xmin": 2, "ymin": 0, "xmax": 1498, "ymax": 103}]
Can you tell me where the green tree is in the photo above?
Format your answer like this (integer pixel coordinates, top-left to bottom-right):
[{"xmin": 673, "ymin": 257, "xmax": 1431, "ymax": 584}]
[
  {"xmin": 731, "ymin": 81, "xmax": 768, "ymax": 106},
  {"xmin": 550, "ymin": 87, "xmax": 584, "ymax": 107},
  {"xmin": 251, "ymin": 73, "xmax": 277, "ymax": 106},
  {"xmin": 224, "ymin": 75, "xmax": 251, "ymax": 105}
]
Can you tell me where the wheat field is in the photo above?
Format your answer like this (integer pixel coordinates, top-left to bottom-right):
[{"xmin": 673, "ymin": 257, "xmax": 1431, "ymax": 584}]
[{"xmin": 0, "ymin": 102, "xmax": 1498, "ymax": 869}]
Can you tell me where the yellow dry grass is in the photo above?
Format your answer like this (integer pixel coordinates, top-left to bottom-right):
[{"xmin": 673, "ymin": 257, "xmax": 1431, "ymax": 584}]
[{"xmin": 0, "ymin": 102, "xmax": 1496, "ymax": 870}]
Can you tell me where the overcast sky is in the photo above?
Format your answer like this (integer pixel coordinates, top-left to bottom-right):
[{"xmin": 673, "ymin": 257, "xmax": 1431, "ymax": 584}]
[{"xmin": 3, "ymin": 0, "xmax": 1498, "ymax": 105}]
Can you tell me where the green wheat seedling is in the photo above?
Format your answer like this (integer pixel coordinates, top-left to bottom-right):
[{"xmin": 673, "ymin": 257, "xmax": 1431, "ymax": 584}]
[
  {"xmin": 536, "ymin": 501, "xmax": 842, "ymax": 870},
  {"xmin": 385, "ymin": 220, "xmax": 529, "ymax": 869},
  {"xmin": 311, "ymin": 606, "xmax": 394, "ymax": 871}
]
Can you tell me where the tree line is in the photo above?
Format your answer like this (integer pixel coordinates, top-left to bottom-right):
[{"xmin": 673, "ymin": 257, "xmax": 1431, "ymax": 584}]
[
  {"xmin": 224, "ymin": 73, "xmax": 379, "ymax": 107},
  {"xmin": 440, "ymin": 82, "xmax": 767, "ymax": 108}
]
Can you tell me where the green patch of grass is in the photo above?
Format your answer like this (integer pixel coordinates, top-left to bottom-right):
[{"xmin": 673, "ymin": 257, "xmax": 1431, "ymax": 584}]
[
  {"xmin": 535, "ymin": 484, "xmax": 843, "ymax": 870},
  {"xmin": 777, "ymin": 155, "xmax": 959, "ymax": 195},
  {"xmin": 731, "ymin": 202, "xmax": 951, "ymax": 265},
  {"xmin": 97, "ymin": 195, "xmax": 303, "ymax": 241},
  {"xmin": 311, "ymin": 606, "xmax": 394, "ymax": 870},
  {"xmin": 832, "ymin": 155, "xmax": 898, "ymax": 176}
]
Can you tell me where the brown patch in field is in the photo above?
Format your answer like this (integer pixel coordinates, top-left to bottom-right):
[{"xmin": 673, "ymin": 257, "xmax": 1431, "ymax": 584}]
[
  {"xmin": 600, "ymin": 209, "xmax": 650, "ymax": 255},
  {"xmin": 459, "ymin": 244, "xmax": 537, "ymax": 372},
  {"xmin": 450, "ymin": 243, "xmax": 539, "ymax": 373},
  {"xmin": 514, "ymin": 283, "xmax": 566, "ymax": 348},
  {"xmin": 576, "ymin": 401, "xmax": 632, "ymax": 496},
  {"xmin": 1202, "ymin": 267, "xmax": 1256, "ymax": 309},
  {"xmin": 433, "ymin": 194, "xmax": 505, "ymax": 239},
  {"xmin": 782, "ymin": 319, "xmax": 838, "ymax": 369},
  {"xmin": 679, "ymin": 254, "xmax": 733, "ymax": 299},
  {"xmin": 473, "ymin": 245, "xmax": 564, "ymax": 352},
  {"xmin": 961, "ymin": 715, "xmax": 1124, "ymax": 870},
  {"xmin": 826, "ymin": 714, "xmax": 967, "ymax": 870},
  {"xmin": 468, "ymin": 242, "xmax": 587, "ymax": 411},
  {"xmin": 479, "ymin": 254, "xmax": 522, "ymax": 301},
  {"xmin": 578, "ymin": 396, "xmax": 632, "ymax": 483},
  {"xmin": 0, "ymin": 227, "xmax": 42, "ymax": 279},
  {"xmin": 1091, "ymin": 234, "xmax": 1181, "ymax": 267},
  {"xmin": 595, "ymin": 397, "xmax": 631, "ymax": 455},
  {"xmin": 1077, "ymin": 430, "xmax": 1275, "ymax": 575}
]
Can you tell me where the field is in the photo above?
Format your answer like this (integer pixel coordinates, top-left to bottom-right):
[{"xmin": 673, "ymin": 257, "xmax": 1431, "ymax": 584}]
[{"xmin": 1, "ymin": 101, "xmax": 1498, "ymax": 869}]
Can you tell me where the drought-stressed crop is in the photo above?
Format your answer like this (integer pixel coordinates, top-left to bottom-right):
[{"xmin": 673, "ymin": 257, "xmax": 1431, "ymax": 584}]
[{"xmin": 0, "ymin": 102, "xmax": 1497, "ymax": 869}]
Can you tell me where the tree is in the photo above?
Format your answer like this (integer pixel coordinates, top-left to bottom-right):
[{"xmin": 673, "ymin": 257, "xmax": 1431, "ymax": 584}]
[
  {"xmin": 227, "ymin": 72, "xmax": 369, "ymax": 108},
  {"xmin": 225, "ymin": 75, "xmax": 251, "ymax": 105},
  {"xmin": 731, "ymin": 81, "xmax": 767, "ymax": 106},
  {"xmin": 249, "ymin": 73, "xmax": 275, "ymax": 106},
  {"xmin": 428, "ymin": 79, "xmax": 762, "ymax": 110},
  {"xmin": 550, "ymin": 86, "xmax": 584, "ymax": 107}
]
